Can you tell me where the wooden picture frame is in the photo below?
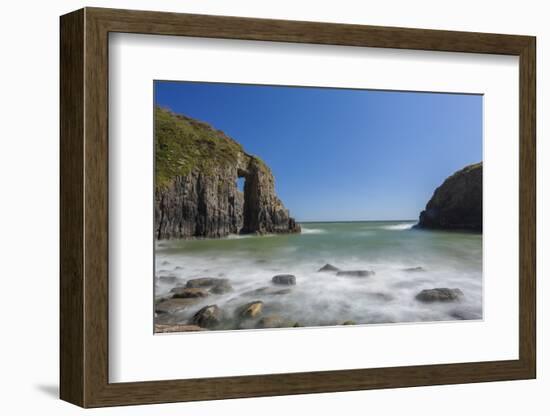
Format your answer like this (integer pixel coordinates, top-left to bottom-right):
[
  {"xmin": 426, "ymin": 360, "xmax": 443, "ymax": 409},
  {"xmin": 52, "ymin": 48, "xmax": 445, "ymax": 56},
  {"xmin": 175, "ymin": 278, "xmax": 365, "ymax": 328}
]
[{"xmin": 60, "ymin": 7, "xmax": 536, "ymax": 408}]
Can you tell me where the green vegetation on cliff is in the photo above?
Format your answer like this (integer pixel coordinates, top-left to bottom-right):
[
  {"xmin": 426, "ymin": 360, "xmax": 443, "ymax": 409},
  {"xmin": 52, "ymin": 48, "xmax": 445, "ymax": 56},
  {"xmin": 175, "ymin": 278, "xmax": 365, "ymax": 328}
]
[{"xmin": 155, "ymin": 107, "xmax": 271, "ymax": 187}]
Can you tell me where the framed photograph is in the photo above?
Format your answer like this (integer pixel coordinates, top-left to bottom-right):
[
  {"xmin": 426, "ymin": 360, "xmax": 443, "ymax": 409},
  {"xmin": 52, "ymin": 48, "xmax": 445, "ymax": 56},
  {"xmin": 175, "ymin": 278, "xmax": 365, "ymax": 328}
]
[{"xmin": 60, "ymin": 7, "xmax": 536, "ymax": 408}]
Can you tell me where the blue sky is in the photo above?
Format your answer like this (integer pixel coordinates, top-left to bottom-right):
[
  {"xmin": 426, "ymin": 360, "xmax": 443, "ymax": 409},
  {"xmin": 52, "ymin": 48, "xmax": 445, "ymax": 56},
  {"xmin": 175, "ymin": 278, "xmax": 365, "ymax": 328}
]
[{"xmin": 155, "ymin": 81, "xmax": 482, "ymax": 222}]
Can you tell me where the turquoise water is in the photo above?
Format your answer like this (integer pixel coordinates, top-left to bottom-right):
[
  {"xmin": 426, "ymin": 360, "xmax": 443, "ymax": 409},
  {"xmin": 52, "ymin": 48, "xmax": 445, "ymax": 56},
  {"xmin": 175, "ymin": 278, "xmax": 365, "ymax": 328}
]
[{"xmin": 155, "ymin": 221, "xmax": 482, "ymax": 327}]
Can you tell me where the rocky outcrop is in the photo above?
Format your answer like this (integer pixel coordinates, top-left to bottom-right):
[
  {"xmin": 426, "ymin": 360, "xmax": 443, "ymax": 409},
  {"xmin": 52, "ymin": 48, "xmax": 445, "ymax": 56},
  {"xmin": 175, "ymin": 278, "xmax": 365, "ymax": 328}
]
[
  {"xmin": 415, "ymin": 288, "xmax": 464, "ymax": 303},
  {"xmin": 402, "ymin": 266, "xmax": 425, "ymax": 273},
  {"xmin": 417, "ymin": 162, "xmax": 482, "ymax": 232},
  {"xmin": 185, "ymin": 277, "xmax": 229, "ymax": 289},
  {"xmin": 256, "ymin": 315, "xmax": 298, "ymax": 329},
  {"xmin": 236, "ymin": 301, "xmax": 264, "ymax": 319},
  {"xmin": 155, "ymin": 107, "xmax": 301, "ymax": 239},
  {"xmin": 318, "ymin": 263, "xmax": 340, "ymax": 273},
  {"xmin": 170, "ymin": 287, "xmax": 209, "ymax": 299},
  {"xmin": 155, "ymin": 298, "xmax": 200, "ymax": 314},
  {"xmin": 272, "ymin": 274, "xmax": 296, "ymax": 285},
  {"xmin": 336, "ymin": 270, "xmax": 375, "ymax": 277},
  {"xmin": 190, "ymin": 305, "xmax": 223, "ymax": 328}
]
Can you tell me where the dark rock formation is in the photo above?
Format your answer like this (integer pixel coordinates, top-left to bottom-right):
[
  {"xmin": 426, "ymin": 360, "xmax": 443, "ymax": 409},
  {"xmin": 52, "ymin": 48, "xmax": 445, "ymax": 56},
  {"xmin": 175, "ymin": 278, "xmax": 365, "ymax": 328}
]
[
  {"xmin": 190, "ymin": 305, "xmax": 223, "ymax": 328},
  {"xmin": 209, "ymin": 281, "xmax": 233, "ymax": 294},
  {"xmin": 235, "ymin": 301, "xmax": 264, "ymax": 319},
  {"xmin": 155, "ymin": 298, "xmax": 200, "ymax": 314},
  {"xmin": 402, "ymin": 266, "xmax": 425, "ymax": 273},
  {"xmin": 170, "ymin": 287, "xmax": 209, "ymax": 299},
  {"xmin": 256, "ymin": 315, "xmax": 298, "ymax": 329},
  {"xmin": 415, "ymin": 288, "xmax": 464, "ymax": 303},
  {"xmin": 185, "ymin": 277, "xmax": 229, "ymax": 289},
  {"xmin": 417, "ymin": 162, "xmax": 482, "ymax": 232},
  {"xmin": 367, "ymin": 292, "xmax": 395, "ymax": 301},
  {"xmin": 242, "ymin": 287, "xmax": 292, "ymax": 296},
  {"xmin": 318, "ymin": 263, "xmax": 340, "ymax": 273},
  {"xmin": 155, "ymin": 107, "xmax": 301, "ymax": 239},
  {"xmin": 272, "ymin": 274, "xmax": 296, "ymax": 285},
  {"xmin": 336, "ymin": 270, "xmax": 375, "ymax": 277}
]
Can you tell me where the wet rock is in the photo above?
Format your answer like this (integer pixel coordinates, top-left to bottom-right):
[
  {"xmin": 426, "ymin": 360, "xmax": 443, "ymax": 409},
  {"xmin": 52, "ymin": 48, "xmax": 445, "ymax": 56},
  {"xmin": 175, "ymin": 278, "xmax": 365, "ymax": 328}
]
[
  {"xmin": 155, "ymin": 324, "xmax": 206, "ymax": 333},
  {"xmin": 156, "ymin": 275, "xmax": 178, "ymax": 284},
  {"xmin": 256, "ymin": 315, "xmax": 296, "ymax": 329},
  {"xmin": 271, "ymin": 288, "xmax": 292, "ymax": 295},
  {"xmin": 186, "ymin": 277, "xmax": 229, "ymax": 288},
  {"xmin": 170, "ymin": 287, "xmax": 209, "ymax": 298},
  {"xmin": 243, "ymin": 286, "xmax": 292, "ymax": 296},
  {"xmin": 209, "ymin": 281, "xmax": 233, "ymax": 294},
  {"xmin": 236, "ymin": 301, "xmax": 264, "ymax": 319},
  {"xmin": 415, "ymin": 288, "xmax": 464, "ymax": 303},
  {"xmin": 272, "ymin": 274, "xmax": 296, "ymax": 285},
  {"xmin": 449, "ymin": 309, "xmax": 482, "ymax": 320},
  {"xmin": 318, "ymin": 263, "xmax": 340, "ymax": 272},
  {"xmin": 368, "ymin": 292, "xmax": 394, "ymax": 301},
  {"xmin": 402, "ymin": 266, "xmax": 425, "ymax": 272},
  {"xmin": 242, "ymin": 286, "xmax": 269, "ymax": 296},
  {"xmin": 190, "ymin": 305, "xmax": 224, "ymax": 328},
  {"xmin": 155, "ymin": 298, "xmax": 200, "ymax": 314},
  {"xmin": 154, "ymin": 313, "xmax": 182, "ymax": 325},
  {"xmin": 336, "ymin": 270, "xmax": 375, "ymax": 277}
]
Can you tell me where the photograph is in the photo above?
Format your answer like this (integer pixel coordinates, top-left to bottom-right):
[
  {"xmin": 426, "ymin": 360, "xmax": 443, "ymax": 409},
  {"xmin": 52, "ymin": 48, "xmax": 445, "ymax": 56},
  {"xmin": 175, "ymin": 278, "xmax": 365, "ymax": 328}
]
[{"xmin": 153, "ymin": 80, "xmax": 483, "ymax": 333}]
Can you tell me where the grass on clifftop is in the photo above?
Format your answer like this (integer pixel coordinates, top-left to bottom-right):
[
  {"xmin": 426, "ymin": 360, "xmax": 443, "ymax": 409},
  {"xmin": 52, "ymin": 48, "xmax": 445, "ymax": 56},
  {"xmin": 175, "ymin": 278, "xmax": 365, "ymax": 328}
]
[
  {"xmin": 447, "ymin": 162, "xmax": 482, "ymax": 180},
  {"xmin": 155, "ymin": 107, "xmax": 268, "ymax": 188}
]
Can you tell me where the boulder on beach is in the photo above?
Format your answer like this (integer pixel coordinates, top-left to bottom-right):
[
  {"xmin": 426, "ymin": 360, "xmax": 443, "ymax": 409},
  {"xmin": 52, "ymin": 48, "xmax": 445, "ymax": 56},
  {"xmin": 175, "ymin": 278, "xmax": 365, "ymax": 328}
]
[
  {"xmin": 367, "ymin": 292, "xmax": 395, "ymax": 302},
  {"xmin": 236, "ymin": 301, "xmax": 264, "ymax": 319},
  {"xmin": 154, "ymin": 324, "xmax": 206, "ymax": 333},
  {"xmin": 318, "ymin": 263, "xmax": 340, "ymax": 272},
  {"xmin": 256, "ymin": 315, "xmax": 297, "ymax": 329},
  {"xmin": 272, "ymin": 274, "xmax": 296, "ymax": 285},
  {"xmin": 449, "ymin": 309, "xmax": 482, "ymax": 320},
  {"xmin": 209, "ymin": 281, "xmax": 233, "ymax": 294},
  {"xmin": 336, "ymin": 270, "xmax": 375, "ymax": 277},
  {"xmin": 402, "ymin": 266, "xmax": 425, "ymax": 272},
  {"xmin": 190, "ymin": 305, "xmax": 224, "ymax": 328},
  {"xmin": 155, "ymin": 298, "xmax": 200, "ymax": 314},
  {"xmin": 186, "ymin": 277, "xmax": 230, "ymax": 288},
  {"xmin": 242, "ymin": 286, "xmax": 293, "ymax": 296},
  {"xmin": 415, "ymin": 288, "xmax": 464, "ymax": 303},
  {"xmin": 156, "ymin": 275, "xmax": 178, "ymax": 284},
  {"xmin": 170, "ymin": 287, "xmax": 209, "ymax": 299}
]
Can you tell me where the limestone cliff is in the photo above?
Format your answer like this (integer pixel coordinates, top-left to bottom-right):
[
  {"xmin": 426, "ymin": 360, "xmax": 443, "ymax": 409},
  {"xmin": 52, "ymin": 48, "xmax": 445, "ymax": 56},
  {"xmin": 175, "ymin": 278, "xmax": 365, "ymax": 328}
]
[
  {"xmin": 155, "ymin": 107, "xmax": 300, "ymax": 239},
  {"xmin": 416, "ymin": 162, "xmax": 482, "ymax": 232}
]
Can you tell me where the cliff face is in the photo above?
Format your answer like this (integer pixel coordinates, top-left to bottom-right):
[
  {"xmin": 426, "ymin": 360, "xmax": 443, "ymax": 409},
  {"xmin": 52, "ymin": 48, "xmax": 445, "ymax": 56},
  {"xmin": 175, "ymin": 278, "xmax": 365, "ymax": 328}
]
[
  {"xmin": 155, "ymin": 107, "xmax": 300, "ymax": 239},
  {"xmin": 417, "ymin": 162, "xmax": 482, "ymax": 232}
]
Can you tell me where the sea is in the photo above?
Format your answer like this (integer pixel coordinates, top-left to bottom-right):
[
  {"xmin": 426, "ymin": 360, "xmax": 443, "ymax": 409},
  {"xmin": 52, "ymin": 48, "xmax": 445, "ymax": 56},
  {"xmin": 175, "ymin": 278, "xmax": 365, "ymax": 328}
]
[{"xmin": 155, "ymin": 220, "xmax": 482, "ymax": 328}]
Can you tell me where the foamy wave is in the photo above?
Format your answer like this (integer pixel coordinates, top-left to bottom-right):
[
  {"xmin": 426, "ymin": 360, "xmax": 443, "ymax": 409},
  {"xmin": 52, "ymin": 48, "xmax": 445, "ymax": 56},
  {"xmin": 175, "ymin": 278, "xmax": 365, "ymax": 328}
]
[
  {"xmin": 381, "ymin": 223, "xmax": 415, "ymax": 231},
  {"xmin": 225, "ymin": 234, "xmax": 253, "ymax": 240},
  {"xmin": 225, "ymin": 233, "xmax": 276, "ymax": 239},
  {"xmin": 301, "ymin": 228, "xmax": 326, "ymax": 235}
]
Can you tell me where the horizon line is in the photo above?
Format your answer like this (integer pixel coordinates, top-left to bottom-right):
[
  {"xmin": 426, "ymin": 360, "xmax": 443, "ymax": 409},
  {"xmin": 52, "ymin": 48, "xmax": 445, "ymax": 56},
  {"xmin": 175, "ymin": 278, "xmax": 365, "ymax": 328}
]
[{"xmin": 297, "ymin": 219, "xmax": 417, "ymax": 224}]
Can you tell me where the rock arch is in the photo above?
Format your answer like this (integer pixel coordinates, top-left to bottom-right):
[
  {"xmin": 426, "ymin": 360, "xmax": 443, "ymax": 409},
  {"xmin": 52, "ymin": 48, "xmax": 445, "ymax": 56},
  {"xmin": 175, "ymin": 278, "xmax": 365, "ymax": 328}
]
[{"xmin": 154, "ymin": 108, "xmax": 300, "ymax": 239}]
